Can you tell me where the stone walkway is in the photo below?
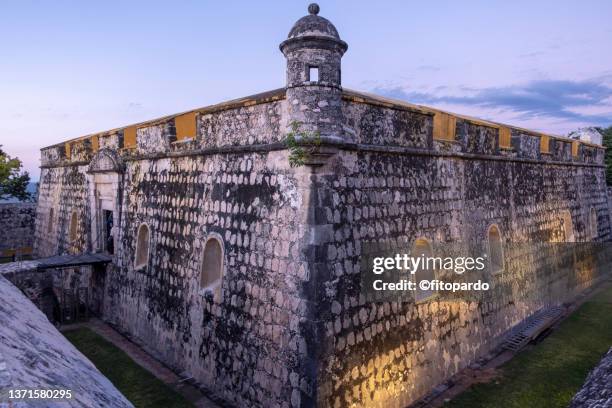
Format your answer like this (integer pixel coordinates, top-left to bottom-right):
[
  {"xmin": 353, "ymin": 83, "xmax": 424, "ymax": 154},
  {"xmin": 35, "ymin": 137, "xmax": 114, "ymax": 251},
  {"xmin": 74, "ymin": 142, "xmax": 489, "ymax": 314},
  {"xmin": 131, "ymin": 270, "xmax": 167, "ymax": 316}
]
[{"xmin": 61, "ymin": 318, "xmax": 221, "ymax": 408}]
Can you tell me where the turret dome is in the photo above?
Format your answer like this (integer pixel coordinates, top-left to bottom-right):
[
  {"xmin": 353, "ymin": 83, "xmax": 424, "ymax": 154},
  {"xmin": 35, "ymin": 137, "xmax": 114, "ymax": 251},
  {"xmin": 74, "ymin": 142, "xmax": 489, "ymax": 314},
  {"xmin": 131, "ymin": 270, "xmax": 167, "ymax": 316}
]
[
  {"xmin": 287, "ymin": 4, "xmax": 341, "ymax": 40},
  {"xmin": 280, "ymin": 4, "xmax": 347, "ymax": 54}
]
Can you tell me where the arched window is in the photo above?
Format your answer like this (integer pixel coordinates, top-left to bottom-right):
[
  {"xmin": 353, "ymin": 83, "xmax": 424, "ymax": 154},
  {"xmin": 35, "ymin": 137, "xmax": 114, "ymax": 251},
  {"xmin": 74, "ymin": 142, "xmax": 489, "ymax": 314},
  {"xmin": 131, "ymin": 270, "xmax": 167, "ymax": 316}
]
[
  {"xmin": 487, "ymin": 224, "xmax": 504, "ymax": 274},
  {"xmin": 134, "ymin": 224, "xmax": 150, "ymax": 269},
  {"xmin": 200, "ymin": 237, "xmax": 224, "ymax": 295},
  {"xmin": 590, "ymin": 207, "xmax": 598, "ymax": 239},
  {"xmin": 561, "ymin": 210, "xmax": 574, "ymax": 242},
  {"xmin": 412, "ymin": 238, "xmax": 435, "ymax": 303},
  {"xmin": 48, "ymin": 208, "xmax": 54, "ymax": 233},
  {"xmin": 69, "ymin": 211, "xmax": 78, "ymax": 242}
]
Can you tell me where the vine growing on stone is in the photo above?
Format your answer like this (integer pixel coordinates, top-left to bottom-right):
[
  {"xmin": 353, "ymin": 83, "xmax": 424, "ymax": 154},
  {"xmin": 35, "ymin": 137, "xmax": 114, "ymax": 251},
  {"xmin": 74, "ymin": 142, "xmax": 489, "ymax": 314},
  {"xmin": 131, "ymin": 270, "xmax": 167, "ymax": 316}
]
[{"xmin": 285, "ymin": 120, "xmax": 322, "ymax": 167}]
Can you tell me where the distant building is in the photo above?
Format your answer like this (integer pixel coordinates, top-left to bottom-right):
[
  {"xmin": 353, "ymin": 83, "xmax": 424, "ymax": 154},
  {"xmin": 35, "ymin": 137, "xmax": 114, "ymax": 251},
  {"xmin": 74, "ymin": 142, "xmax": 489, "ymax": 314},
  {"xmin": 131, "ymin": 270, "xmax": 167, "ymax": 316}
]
[{"xmin": 568, "ymin": 127, "xmax": 603, "ymax": 145}]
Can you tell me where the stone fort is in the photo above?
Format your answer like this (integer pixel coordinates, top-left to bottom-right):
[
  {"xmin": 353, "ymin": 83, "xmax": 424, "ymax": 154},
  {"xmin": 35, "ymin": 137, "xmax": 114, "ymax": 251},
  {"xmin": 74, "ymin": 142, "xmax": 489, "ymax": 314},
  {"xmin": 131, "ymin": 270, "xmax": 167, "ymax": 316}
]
[{"xmin": 26, "ymin": 3, "xmax": 611, "ymax": 407}]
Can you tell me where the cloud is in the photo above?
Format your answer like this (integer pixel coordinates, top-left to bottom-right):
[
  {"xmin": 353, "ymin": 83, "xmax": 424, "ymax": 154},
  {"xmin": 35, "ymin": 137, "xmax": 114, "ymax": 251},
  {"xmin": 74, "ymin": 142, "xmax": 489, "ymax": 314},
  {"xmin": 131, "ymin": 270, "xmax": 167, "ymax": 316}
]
[{"xmin": 373, "ymin": 77, "xmax": 612, "ymax": 126}]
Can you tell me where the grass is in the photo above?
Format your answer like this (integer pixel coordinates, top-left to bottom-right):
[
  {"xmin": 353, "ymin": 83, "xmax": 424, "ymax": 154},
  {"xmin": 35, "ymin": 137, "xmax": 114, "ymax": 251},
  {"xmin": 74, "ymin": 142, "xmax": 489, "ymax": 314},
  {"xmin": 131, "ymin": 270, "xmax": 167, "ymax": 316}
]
[
  {"xmin": 445, "ymin": 284, "xmax": 612, "ymax": 408},
  {"xmin": 64, "ymin": 327, "xmax": 193, "ymax": 408}
]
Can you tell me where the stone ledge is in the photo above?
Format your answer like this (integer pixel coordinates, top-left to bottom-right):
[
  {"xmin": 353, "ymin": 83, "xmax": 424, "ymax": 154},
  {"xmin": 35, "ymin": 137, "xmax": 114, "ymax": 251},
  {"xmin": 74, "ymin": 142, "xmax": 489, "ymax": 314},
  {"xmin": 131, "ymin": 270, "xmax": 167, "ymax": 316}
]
[{"xmin": 40, "ymin": 138, "xmax": 607, "ymax": 169}]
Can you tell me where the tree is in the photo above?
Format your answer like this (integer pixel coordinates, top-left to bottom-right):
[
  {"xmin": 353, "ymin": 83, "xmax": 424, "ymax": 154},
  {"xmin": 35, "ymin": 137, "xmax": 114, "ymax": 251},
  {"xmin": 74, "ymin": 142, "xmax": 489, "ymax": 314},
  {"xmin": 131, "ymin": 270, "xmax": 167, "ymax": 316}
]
[
  {"xmin": 0, "ymin": 145, "xmax": 31, "ymax": 201},
  {"xmin": 597, "ymin": 126, "xmax": 612, "ymax": 186}
]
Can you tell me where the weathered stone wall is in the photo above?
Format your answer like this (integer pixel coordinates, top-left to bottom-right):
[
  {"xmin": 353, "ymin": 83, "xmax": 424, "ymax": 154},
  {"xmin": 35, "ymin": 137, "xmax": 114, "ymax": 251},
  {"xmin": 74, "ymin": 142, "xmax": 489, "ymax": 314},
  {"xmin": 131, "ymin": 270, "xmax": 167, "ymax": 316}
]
[
  {"xmin": 198, "ymin": 98, "xmax": 286, "ymax": 148},
  {"xmin": 342, "ymin": 101, "xmax": 431, "ymax": 147},
  {"xmin": 0, "ymin": 261, "xmax": 56, "ymax": 322},
  {"xmin": 0, "ymin": 261, "xmax": 91, "ymax": 324},
  {"xmin": 307, "ymin": 102, "xmax": 611, "ymax": 407},
  {"xmin": 103, "ymin": 150, "xmax": 314, "ymax": 407},
  {"xmin": 34, "ymin": 97, "xmax": 320, "ymax": 408},
  {"xmin": 33, "ymin": 91, "xmax": 611, "ymax": 408},
  {"xmin": 0, "ymin": 203, "xmax": 36, "ymax": 260},
  {"xmin": 608, "ymin": 187, "xmax": 612, "ymax": 222},
  {"xmin": 0, "ymin": 275, "xmax": 132, "ymax": 408},
  {"xmin": 34, "ymin": 166, "xmax": 90, "ymax": 257}
]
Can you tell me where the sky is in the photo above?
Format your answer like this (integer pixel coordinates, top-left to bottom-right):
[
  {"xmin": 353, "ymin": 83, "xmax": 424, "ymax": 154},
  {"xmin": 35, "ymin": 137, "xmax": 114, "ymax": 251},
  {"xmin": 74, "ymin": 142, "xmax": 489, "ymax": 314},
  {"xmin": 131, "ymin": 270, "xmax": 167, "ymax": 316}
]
[{"xmin": 1, "ymin": 0, "xmax": 611, "ymax": 179}]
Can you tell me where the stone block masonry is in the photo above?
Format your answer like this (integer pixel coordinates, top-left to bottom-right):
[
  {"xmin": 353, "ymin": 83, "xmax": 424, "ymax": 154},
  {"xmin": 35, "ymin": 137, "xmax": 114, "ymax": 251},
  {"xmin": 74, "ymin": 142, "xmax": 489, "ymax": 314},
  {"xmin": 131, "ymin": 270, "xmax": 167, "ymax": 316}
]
[
  {"xmin": 570, "ymin": 347, "xmax": 612, "ymax": 408},
  {"xmin": 0, "ymin": 203, "xmax": 36, "ymax": 260},
  {"xmin": 310, "ymin": 145, "xmax": 610, "ymax": 407},
  {"xmin": 31, "ymin": 4, "xmax": 611, "ymax": 408}
]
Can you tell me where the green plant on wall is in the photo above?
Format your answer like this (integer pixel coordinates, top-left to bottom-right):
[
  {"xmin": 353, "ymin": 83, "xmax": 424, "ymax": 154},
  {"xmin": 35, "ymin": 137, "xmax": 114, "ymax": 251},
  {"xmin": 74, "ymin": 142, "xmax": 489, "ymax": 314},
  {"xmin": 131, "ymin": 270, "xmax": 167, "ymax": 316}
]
[{"xmin": 285, "ymin": 120, "xmax": 322, "ymax": 167}]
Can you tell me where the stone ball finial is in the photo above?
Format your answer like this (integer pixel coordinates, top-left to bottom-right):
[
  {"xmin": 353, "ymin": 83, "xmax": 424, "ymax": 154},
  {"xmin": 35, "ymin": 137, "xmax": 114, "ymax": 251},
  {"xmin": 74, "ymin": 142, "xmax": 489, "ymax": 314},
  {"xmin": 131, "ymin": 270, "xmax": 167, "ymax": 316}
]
[{"xmin": 308, "ymin": 3, "xmax": 320, "ymax": 15}]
